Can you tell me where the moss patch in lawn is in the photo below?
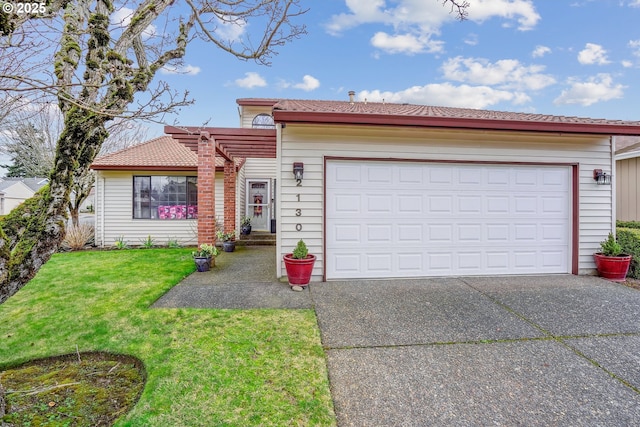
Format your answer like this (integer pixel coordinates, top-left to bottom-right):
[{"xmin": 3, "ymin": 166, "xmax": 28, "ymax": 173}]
[{"xmin": 1, "ymin": 352, "xmax": 145, "ymax": 426}]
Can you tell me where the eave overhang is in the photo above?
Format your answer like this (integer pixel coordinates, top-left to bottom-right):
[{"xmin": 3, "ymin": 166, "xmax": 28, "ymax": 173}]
[{"xmin": 272, "ymin": 110, "xmax": 640, "ymax": 136}]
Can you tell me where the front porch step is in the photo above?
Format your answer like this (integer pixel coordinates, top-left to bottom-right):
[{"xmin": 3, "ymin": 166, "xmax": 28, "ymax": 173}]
[{"xmin": 237, "ymin": 231, "xmax": 275, "ymax": 246}]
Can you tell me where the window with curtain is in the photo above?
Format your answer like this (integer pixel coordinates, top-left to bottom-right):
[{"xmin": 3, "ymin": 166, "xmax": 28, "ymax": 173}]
[{"xmin": 133, "ymin": 176, "xmax": 198, "ymax": 219}]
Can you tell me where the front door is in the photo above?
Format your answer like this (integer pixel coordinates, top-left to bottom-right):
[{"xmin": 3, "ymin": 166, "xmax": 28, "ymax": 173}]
[{"xmin": 247, "ymin": 179, "xmax": 270, "ymax": 231}]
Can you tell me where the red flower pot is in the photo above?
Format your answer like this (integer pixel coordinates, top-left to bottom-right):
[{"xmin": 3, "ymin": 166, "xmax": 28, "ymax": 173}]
[
  {"xmin": 593, "ymin": 253, "xmax": 632, "ymax": 282},
  {"xmin": 283, "ymin": 253, "xmax": 316, "ymax": 286}
]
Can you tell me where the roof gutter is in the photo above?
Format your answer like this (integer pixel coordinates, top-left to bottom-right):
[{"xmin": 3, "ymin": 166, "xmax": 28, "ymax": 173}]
[
  {"xmin": 90, "ymin": 165, "xmax": 199, "ymax": 172},
  {"xmin": 272, "ymin": 111, "xmax": 640, "ymax": 136}
]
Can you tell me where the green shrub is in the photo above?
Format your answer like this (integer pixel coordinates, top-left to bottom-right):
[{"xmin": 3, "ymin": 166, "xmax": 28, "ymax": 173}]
[
  {"xmin": 617, "ymin": 228, "xmax": 640, "ymax": 279},
  {"xmin": 599, "ymin": 233, "xmax": 623, "ymax": 256},
  {"xmin": 617, "ymin": 220, "xmax": 640, "ymax": 229},
  {"xmin": 292, "ymin": 240, "xmax": 308, "ymax": 259}
]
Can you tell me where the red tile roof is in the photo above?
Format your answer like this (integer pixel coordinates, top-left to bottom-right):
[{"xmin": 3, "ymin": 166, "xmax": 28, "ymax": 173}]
[
  {"xmin": 91, "ymin": 136, "xmax": 199, "ymax": 171},
  {"xmin": 270, "ymin": 99, "xmax": 640, "ymax": 136}
]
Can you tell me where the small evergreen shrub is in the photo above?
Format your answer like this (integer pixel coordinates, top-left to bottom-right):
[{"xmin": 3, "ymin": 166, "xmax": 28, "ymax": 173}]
[
  {"xmin": 617, "ymin": 228, "xmax": 640, "ymax": 279},
  {"xmin": 292, "ymin": 240, "xmax": 308, "ymax": 259},
  {"xmin": 599, "ymin": 232, "xmax": 623, "ymax": 256}
]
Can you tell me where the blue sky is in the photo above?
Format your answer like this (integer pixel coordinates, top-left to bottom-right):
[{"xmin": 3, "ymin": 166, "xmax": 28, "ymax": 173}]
[{"xmin": 108, "ymin": 1, "xmax": 640, "ymax": 137}]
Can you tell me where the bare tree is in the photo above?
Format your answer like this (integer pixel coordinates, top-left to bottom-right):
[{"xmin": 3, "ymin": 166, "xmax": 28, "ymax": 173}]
[
  {"xmin": 0, "ymin": 105, "xmax": 148, "ymax": 225},
  {"xmin": 0, "ymin": 0, "xmax": 308, "ymax": 304},
  {"xmin": 445, "ymin": 0, "xmax": 470, "ymax": 20}
]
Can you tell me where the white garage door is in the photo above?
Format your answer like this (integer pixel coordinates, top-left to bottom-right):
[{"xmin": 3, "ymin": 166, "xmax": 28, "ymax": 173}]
[{"xmin": 326, "ymin": 160, "xmax": 572, "ymax": 279}]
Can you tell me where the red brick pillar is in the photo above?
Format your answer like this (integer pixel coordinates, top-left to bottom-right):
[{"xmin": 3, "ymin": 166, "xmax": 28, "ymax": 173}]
[
  {"xmin": 223, "ymin": 160, "xmax": 237, "ymax": 237},
  {"xmin": 198, "ymin": 134, "xmax": 215, "ymax": 245}
]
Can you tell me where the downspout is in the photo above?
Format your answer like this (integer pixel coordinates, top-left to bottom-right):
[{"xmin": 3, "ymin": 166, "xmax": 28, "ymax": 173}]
[
  {"xmin": 611, "ymin": 135, "xmax": 617, "ymax": 235},
  {"xmin": 275, "ymin": 123, "xmax": 283, "ymax": 279},
  {"xmin": 100, "ymin": 176, "xmax": 105, "ymax": 247}
]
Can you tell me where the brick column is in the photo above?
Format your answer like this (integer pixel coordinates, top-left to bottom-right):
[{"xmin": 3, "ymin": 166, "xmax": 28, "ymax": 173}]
[
  {"xmin": 197, "ymin": 135, "xmax": 215, "ymax": 245},
  {"xmin": 223, "ymin": 160, "xmax": 237, "ymax": 237}
]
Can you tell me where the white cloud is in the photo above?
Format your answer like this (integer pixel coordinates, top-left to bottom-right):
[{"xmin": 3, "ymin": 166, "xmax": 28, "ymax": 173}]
[
  {"xmin": 279, "ymin": 75, "xmax": 321, "ymax": 91},
  {"xmin": 214, "ymin": 16, "xmax": 247, "ymax": 42},
  {"xmin": 629, "ymin": 39, "xmax": 640, "ymax": 57},
  {"xmin": 532, "ymin": 45, "xmax": 551, "ymax": 58},
  {"xmin": 578, "ymin": 43, "xmax": 610, "ymax": 65},
  {"xmin": 464, "ymin": 33, "xmax": 479, "ymax": 46},
  {"xmin": 111, "ymin": 7, "xmax": 156, "ymax": 38},
  {"xmin": 160, "ymin": 64, "xmax": 201, "ymax": 76},
  {"xmin": 371, "ymin": 32, "xmax": 443, "ymax": 55},
  {"xmin": 235, "ymin": 72, "xmax": 267, "ymax": 89},
  {"xmin": 359, "ymin": 83, "xmax": 530, "ymax": 109},
  {"xmin": 622, "ymin": 60, "xmax": 634, "ymax": 68},
  {"xmin": 441, "ymin": 56, "xmax": 556, "ymax": 90},
  {"xmin": 467, "ymin": 0, "xmax": 540, "ymax": 31},
  {"xmin": 554, "ymin": 73, "xmax": 625, "ymax": 106},
  {"xmin": 325, "ymin": 0, "xmax": 540, "ymax": 55},
  {"xmin": 293, "ymin": 75, "xmax": 320, "ymax": 91},
  {"xmin": 629, "ymin": 0, "xmax": 640, "ymax": 7}
]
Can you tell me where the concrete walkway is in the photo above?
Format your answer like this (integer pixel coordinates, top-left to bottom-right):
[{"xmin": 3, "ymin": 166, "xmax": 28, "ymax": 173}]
[{"xmin": 154, "ymin": 247, "xmax": 640, "ymax": 426}]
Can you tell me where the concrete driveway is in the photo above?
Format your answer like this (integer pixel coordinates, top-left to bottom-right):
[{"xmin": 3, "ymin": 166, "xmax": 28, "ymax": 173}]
[
  {"xmin": 155, "ymin": 248, "xmax": 640, "ymax": 426},
  {"xmin": 315, "ymin": 275, "xmax": 640, "ymax": 426}
]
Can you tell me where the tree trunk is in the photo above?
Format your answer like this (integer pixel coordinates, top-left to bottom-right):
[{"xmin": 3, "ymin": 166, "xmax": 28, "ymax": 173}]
[
  {"xmin": 70, "ymin": 207, "xmax": 80, "ymax": 228},
  {"xmin": 0, "ymin": 109, "xmax": 107, "ymax": 304}
]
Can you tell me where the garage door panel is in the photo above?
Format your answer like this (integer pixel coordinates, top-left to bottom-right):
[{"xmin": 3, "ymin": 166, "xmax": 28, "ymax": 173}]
[
  {"xmin": 458, "ymin": 168, "xmax": 483, "ymax": 185},
  {"xmin": 332, "ymin": 194, "xmax": 361, "ymax": 213},
  {"xmin": 326, "ymin": 161, "xmax": 571, "ymax": 279},
  {"xmin": 331, "ymin": 165, "xmax": 362, "ymax": 185}
]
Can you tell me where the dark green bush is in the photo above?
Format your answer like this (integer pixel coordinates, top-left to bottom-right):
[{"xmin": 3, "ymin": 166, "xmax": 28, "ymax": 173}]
[
  {"xmin": 617, "ymin": 228, "xmax": 640, "ymax": 279},
  {"xmin": 617, "ymin": 220, "xmax": 640, "ymax": 229}
]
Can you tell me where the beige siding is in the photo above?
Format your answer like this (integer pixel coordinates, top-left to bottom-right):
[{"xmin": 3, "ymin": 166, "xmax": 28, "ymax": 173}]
[
  {"xmin": 244, "ymin": 158, "xmax": 277, "ymax": 179},
  {"xmin": 95, "ymin": 170, "xmax": 224, "ymax": 247},
  {"xmin": 237, "ymin": 163, "xmax": 247, "ymax": 225},
  {"xmin": 240, "ymin": 106, "xmax": 275, "ymax": 128},
  {"xmin": 616, "ymin": 157, "xmax": 640, "ymax": 221},
  {"xmin": 277, "ymin": 124, "xmax": 613, "ymax": 280}
]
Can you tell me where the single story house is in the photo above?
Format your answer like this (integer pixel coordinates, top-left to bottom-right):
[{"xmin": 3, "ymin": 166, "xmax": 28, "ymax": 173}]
[
  {"xmin": 0, "ymin": 177, "xmax": 48, "ymax": 215},
  {"xmin": 615, "ymin": 136, "xmax": 640, "ymax": 221},
  {"xmin": 91, "ymin": 134, "xmax": 273, "ymax": 247},
  {"xmin": 93, "ymin": 96, "xmax": 640, "ymax": 281}
]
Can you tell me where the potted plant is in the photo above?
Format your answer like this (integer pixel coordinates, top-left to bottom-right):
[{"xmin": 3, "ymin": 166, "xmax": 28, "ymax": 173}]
[
  {"xmin": 240, "ymin": 216, "xmax": 252, "ymax": 235},
  {"xmin": 594, "ymin": 233, "xmax": 632, "ymax": 282},
  {"xmin": 217, "ymin": 230, "xmax": 236, "ymax": 252},
  {"xmin": 192, "ymin": 243, "xmax": 218, "ymax": 272},
  {"xmin": 283, "ymin": 239, "xmax": 316, "ymax": 288}
]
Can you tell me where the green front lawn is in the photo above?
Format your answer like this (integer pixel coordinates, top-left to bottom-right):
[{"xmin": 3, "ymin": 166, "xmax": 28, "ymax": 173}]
[{"xmin": 0, "ymin": 249, "xmax": 336, "ymax": 426}]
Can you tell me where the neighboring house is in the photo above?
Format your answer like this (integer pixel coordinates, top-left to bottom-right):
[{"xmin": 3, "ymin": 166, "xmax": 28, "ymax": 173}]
[
  {"xmin": 96, "ymin": 96, "xmax": 640, "ymax": 281},
  {"xmin": 0, "ymin": 177, "xmax": 48, "ymax": 215},
  {"xmin": 615, "ymin": 136, "xmax": 640, "ymax": 221}
]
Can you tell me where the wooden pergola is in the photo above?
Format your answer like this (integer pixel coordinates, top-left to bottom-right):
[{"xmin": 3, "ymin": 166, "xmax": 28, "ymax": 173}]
[
  {"xmin": 164, "ymin": 126, "xmax": 276, "ymax": 160},
  {"xmin": 163, "ymin": 125, "xmax": 276, "ymax": 245}
]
